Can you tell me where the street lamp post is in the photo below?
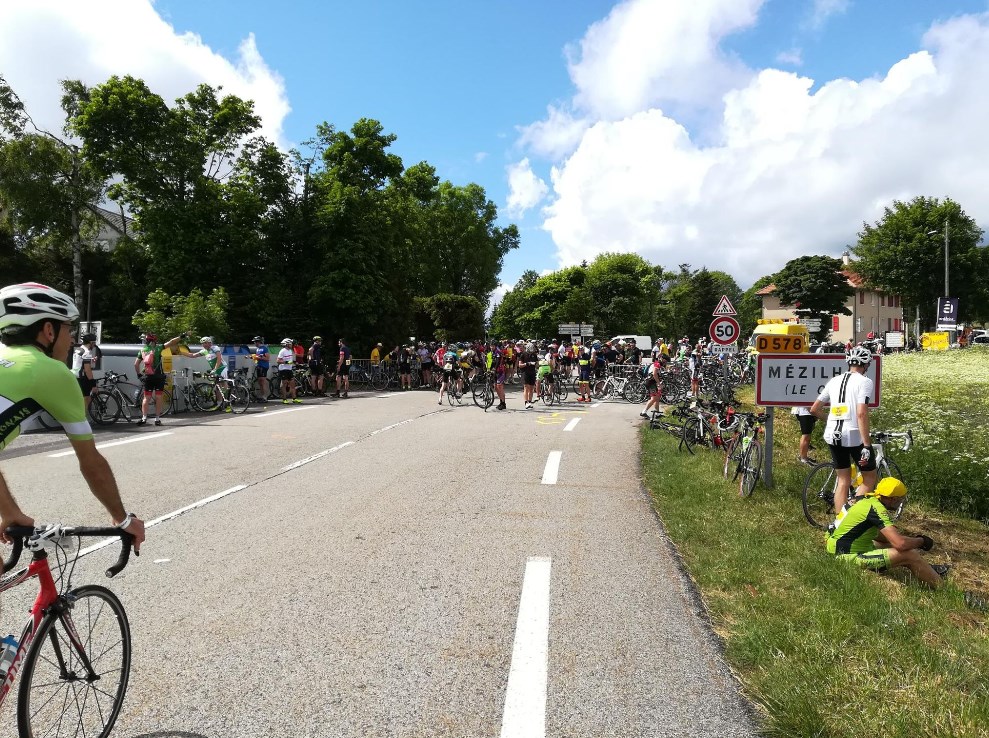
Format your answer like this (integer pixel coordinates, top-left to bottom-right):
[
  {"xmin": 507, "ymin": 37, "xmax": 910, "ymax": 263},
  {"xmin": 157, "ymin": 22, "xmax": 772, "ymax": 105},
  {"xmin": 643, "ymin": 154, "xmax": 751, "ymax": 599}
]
[{"xmin": 927, "ymin": 220, "xmax": 949, "ymax": 299}]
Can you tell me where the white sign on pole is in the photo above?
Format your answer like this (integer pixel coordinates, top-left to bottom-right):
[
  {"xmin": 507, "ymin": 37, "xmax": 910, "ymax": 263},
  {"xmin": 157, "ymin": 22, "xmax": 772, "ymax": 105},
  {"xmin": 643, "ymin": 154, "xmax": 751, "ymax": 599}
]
[
  {"xmin": 712, "ymin": 344, "xmax": 738, "ymax": 354},
  {"xmin": 884, "ymin": 331, "xmax": 904, "ymax": 348},
  {"xmin": 79, "ymin": 320, "xmax": 103, "ymax": 343},
  {"xmin": 712, "ymin": 295, "xmax": 738, "ymax": 316},
  {"xmin": 799, "ymin": 319, "xmax": 822, "ymax": 332},
  {"xmin": 558, "ymin": 323, "xmax": 579, "ymax": 334},
  {"xmin": 580, "ymin": 325, "xmax": 594, "ymax": 336},
  {"xmin": 756, "ymin": 353, "xmax": 882, "ymax": 408}
]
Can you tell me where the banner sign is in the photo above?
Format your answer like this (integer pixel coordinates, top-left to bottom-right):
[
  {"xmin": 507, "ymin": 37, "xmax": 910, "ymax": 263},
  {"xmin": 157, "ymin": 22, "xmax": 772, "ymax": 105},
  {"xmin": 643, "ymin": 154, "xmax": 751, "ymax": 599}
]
[
  {"xmin": 936, "ymin": 297, "xmax": 959, "ymax": 330},
  {"xmin": 920, "ymin": 332, "xmax": 949, "ymax": 351},
  {"xmin": 756, "ymin": 353, "xmax": 881, "ymax": 408},
  {"xmin": 884, "ymin": 331, "xmax": 904, "ymax": 349}
]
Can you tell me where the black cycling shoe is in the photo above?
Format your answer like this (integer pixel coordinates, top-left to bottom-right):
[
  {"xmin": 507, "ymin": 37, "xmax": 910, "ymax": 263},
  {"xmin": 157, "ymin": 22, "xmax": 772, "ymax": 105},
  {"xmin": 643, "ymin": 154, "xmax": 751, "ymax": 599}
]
[
  {"xmin": 154, "ymin": 418, "xmax": 162, "ymax": 426},
  {"xmin": 137, "ymin": 417, "xmax": 147, "ymax": 426},
  {"xmin": 931, "ymin": 563, "xmax": 951, "ymax": 578}
]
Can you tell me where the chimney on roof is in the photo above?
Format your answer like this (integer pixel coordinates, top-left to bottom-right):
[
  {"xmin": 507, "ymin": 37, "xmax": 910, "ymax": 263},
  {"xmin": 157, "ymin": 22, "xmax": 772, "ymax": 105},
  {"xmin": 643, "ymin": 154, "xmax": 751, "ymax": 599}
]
[{"xmin": 841, "ymin": 250, "xmax": 851, "ymax": 266}]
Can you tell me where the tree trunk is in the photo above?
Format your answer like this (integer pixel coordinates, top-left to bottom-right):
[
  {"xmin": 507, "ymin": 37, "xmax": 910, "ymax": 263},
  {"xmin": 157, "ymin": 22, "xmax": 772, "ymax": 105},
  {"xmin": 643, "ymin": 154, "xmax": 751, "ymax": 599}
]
[{"xmin": 71, "ymin": 206, "xmax": 83, "ymax": 310}]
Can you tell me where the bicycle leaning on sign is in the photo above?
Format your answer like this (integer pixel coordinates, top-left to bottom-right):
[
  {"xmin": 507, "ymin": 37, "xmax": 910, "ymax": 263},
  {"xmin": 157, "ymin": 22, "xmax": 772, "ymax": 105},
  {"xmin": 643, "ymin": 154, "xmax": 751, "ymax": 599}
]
[{"xmin": 801, "ymin": 430, "xmax": 913, "ymax": 529}]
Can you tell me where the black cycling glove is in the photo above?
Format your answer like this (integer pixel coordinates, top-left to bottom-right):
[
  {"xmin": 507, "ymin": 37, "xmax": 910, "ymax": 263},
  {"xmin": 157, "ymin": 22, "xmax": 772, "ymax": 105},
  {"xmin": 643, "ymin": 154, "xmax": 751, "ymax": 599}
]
[{"xmin": 858, "ymin": 445, "xmax": 875, "ymax": 467}]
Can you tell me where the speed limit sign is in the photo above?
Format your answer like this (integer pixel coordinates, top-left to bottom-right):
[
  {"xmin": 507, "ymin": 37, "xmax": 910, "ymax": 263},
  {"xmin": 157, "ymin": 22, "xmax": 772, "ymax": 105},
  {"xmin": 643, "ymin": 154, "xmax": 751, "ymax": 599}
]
[{"xmin": 709, "ymin": 316, "xmax": 740, "ymax": 345}]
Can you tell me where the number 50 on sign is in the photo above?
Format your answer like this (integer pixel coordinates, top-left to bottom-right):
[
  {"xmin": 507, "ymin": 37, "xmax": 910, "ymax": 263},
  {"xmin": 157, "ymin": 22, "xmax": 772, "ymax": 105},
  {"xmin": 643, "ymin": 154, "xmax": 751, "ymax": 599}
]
[{"xmin": 709, "ymin": 316, "xmax": 740, "ymax": 345}]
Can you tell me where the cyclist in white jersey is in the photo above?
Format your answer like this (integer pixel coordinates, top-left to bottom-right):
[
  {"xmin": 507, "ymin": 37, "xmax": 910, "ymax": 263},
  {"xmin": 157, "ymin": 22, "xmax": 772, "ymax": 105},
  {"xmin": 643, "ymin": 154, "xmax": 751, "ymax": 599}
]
[{"xmin": 810, "ymin": 346, "xmax": 876, "ymax": 512}]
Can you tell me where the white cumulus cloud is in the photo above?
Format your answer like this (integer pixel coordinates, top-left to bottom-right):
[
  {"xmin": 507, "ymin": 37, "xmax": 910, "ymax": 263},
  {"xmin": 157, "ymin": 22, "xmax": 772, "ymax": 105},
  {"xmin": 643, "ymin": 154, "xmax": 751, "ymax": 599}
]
[
  {"xmin": 0, "ymin": 0, "xmax": 291, "ymax": 147},
  {"xmin": 506, "ymin": 158, "xmax": 549, "ymax": 217},
  {"xmin": 522, "ymin": 2, "xmax": 989, "ymax": 286},
  {"xmin": 809, "ymin": 0, "xmax": 850, "ymax": 29}
]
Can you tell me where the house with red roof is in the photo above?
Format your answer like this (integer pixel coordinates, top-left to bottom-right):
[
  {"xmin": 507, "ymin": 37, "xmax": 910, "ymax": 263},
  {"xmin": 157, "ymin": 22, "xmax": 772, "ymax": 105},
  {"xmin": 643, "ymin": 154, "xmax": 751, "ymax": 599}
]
[{"xmin": 756, "ymin": 252, "xmax": 906, "ymax": 344}]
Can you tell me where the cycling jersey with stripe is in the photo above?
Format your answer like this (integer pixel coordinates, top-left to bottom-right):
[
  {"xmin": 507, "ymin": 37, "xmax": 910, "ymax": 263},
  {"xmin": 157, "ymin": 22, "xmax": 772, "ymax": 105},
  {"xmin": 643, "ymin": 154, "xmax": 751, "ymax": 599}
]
[
  {"xmin": 0, "ymin": 344, "xmax": 94, "ymax": 451},
  {"xmin": 817, "ymin": 371, "xmax": 873, "ymax": 447},
  {"xmin": 826, "ymin": 497, "xmax": 893, "ymax": 555}
]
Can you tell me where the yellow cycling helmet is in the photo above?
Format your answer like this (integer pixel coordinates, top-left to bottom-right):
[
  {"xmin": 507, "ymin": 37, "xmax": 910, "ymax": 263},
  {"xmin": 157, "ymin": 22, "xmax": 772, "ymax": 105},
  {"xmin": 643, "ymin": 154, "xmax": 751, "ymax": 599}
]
[{"xmin": 871, "ymin": 477, "xmax": 907, "ymax": 499}]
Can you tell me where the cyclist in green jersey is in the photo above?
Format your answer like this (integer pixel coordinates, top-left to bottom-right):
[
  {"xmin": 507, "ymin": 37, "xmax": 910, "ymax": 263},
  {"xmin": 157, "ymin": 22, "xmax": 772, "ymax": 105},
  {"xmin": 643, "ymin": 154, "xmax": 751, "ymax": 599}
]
[
  {"xmin": 0, "ymin": 283, "xmax": 145, "ymax": 551},
  {"xmin": 826, "ymin": 477, "xmax": 942, "ymax": 588}
]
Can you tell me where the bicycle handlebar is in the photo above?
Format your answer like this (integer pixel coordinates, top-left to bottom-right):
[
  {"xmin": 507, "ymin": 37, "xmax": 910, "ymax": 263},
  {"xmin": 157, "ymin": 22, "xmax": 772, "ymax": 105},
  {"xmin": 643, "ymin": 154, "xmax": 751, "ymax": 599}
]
[{"xmin": 2, "ymin": 525, "xmax": 134, "ymax": 578}]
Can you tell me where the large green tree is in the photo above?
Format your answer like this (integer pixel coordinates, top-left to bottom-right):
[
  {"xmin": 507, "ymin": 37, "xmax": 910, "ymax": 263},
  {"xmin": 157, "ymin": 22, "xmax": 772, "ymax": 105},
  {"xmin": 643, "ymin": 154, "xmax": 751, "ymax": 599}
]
[
  {"xmin": 773, "ymin": 255, "xmax": 854, "ymax": 341},
  {"xmin": 852, "ymin": 196, "xmax": 988, "ymax": 325},
  {"xmin": 0, "ymin": 76, "xmax": 108, "ymax": 304}
]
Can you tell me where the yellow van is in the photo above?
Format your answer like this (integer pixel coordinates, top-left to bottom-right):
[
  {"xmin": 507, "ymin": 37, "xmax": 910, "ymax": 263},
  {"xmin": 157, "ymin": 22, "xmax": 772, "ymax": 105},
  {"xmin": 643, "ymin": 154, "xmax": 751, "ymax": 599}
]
[{"xmin": 748, "ymin": 319, "xmax": 809, "ymax": 354}]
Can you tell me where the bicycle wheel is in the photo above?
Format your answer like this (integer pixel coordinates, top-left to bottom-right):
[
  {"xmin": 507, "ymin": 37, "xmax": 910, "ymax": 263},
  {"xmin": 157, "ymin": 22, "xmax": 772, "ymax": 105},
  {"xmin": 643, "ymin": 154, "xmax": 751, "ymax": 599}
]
[
  {"xmin": 592, "ymin": 379, "xmax": 608, "ymax": 399},
  {"xmin": 18, "ymin": 584, "xmax": 131, "ymax": 738},
  {"xmin": 88, "ymin": 391, "xmax": 120, "ymax": 425},
  {"xmin": 370, "ymin": 369, "xmax": 389, "ymax": 391},
  {"xmin": 192, "ymin": 382, "xmax": 219, "ymax": 411},
  {"xmin": 681, "ymin": 418, "xmax": 708, "ymax": 454},
  {"xmin": 879, "ymin": 458, "xmax": 906, "ymax": 520},
  {"xmin": 159, "ymin": 388, "xmax": 174, "ymax": 416},
  {"xmin": 739, "ymin": 440, "xmax": 763, "ymax": 497},
  {"xmin": 802, "ymin": 463, "xmax": 838, "ymax": 529},
  {"xmin": 229, "ymin": 384, "xmax": 251, "ymax": 414},
  {"xmin": 472, "ymin": 380, "xmax": 489, "ymax": 408},
  {"xmin": 556, "ymin": 382, "xmax": 568, "ymax": 401},
  {"xmin": 540, "ymin": 383, "xmax": 555, "ymax": 406}
]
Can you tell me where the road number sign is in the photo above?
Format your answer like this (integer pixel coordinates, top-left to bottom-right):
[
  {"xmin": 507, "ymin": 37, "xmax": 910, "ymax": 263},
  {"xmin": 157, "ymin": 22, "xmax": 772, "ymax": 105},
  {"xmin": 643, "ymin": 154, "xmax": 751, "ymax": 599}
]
[
  {"xmin": 709, "ymin": 316, "xmax": 740, "ymax": 345},
  {"xmin": 755, "ymin": 334, "xmax": 805, "ymax": 353}
]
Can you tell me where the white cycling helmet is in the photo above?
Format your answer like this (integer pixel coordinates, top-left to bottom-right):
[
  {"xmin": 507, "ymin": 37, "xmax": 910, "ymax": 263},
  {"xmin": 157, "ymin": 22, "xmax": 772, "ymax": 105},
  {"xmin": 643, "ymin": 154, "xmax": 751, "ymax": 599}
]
[
  {"xmin": 0, "ymin": 282, "xmax": 79, "ymax": 329},
  {"xmin": 281, "ymin": 338, "xmax": 293, "ymax": 346},
  {"xmin": 846, "ymin": 345, "xmax": 872, "ymax": 366},
  {"xmin": 200, "ymin": 336, "xmax": 213, "ymax": 345}
]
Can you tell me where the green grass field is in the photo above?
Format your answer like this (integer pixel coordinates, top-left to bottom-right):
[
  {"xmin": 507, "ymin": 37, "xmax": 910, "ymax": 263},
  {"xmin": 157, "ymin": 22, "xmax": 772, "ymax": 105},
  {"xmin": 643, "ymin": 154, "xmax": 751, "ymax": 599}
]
[{"xmin": 640, "ymin": 348, "xmax": 989, "ymax": 738}]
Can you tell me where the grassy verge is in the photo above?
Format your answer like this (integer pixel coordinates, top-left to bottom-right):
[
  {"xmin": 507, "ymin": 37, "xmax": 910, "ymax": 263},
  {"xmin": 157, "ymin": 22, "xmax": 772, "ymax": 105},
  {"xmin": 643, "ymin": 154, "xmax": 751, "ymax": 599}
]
[{"xmin": 641, "ymin": 393, "xmax": 989, "ymax": 737}]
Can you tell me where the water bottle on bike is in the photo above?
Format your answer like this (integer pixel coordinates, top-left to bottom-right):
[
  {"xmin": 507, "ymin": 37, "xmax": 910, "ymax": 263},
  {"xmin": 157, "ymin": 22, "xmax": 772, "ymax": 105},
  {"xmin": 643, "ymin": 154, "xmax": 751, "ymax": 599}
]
[{"xmin": 0, "ymin": 634, "xmax": 18, "ymax": 677}]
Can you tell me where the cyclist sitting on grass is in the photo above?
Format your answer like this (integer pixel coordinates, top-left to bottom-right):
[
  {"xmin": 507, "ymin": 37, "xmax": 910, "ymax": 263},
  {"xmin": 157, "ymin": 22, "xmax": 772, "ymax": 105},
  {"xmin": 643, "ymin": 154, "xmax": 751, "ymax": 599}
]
[
  {"xmin": 0, "ymin": 283, "xmax": 146, "ymax": 555},
  {"xmin": 827, "ymin": 477, "xmax": 944, "ymax": 588}
]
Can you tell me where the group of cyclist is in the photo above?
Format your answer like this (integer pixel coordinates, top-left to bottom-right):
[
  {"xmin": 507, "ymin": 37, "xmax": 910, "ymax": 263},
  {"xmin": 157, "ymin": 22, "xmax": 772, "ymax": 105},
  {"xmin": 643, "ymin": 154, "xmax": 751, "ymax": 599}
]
[
  {"xmin": 640, "ymin": 333, "xmax": 949, "ymax": 591},
  {"xmin": 0, "ymin": 280, "xmax": 956, "ymax": 614}
]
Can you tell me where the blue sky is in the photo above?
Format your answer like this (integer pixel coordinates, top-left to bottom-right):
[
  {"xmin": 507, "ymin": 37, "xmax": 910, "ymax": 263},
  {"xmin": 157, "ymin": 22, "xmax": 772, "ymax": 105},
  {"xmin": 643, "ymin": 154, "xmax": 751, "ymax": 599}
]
[{"xmin": 3, "ymin": 0, "xmax": 988, "ymax": 293}]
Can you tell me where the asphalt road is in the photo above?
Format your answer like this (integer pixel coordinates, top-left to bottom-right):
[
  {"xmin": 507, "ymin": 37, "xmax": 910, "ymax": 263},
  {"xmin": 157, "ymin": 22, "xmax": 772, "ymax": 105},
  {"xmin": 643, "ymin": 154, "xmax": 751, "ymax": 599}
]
[{"xmin": 0, "ymin": 388, "xmax": 757, "ymax": 738}]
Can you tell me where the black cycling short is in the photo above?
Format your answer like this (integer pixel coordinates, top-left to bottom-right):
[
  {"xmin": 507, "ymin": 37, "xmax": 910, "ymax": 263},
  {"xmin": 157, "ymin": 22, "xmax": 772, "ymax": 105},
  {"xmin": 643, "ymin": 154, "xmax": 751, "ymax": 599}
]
[
  {"xmin": 77, "ymin": 377, "xmax": 97, "ymax": 396},
  {"xmin": 828, "ymin": 443, "xmax": 877, "ymax": 472},
  {"xmin": 337, "ymin": 363, "xmax": 351, "ymax": 377},
  {"xmin": 399, "ymin": 363, "xmax": 411, "ymax": 373},
  {"xmin": 278, "ymin": 368, "xmax": 294, "ymax": 380},
  {"xmin": 309, "ymin": 362, "xmax": 324, "ymax": 374},
  {"xmin": 255, "ymin": 366, "xmax": 269, "ymax": 379},
  {"xmin": 142, "ymin": 373, "xmax": 166, "ymax": 393},
  {"xmin": 797, "ymin": 414, "xmax": 817, "ymax": 435},
  {"xmin": 522, "ymin": 369, "xmax": 537, "ymax": 385}
]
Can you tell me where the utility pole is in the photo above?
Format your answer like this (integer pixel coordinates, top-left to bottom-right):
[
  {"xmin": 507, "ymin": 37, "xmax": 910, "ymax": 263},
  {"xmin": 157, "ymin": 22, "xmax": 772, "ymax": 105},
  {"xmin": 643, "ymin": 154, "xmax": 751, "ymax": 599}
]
[{"xmin": 944, "ymin": 218, "xmax": 950, "ymax": 299}]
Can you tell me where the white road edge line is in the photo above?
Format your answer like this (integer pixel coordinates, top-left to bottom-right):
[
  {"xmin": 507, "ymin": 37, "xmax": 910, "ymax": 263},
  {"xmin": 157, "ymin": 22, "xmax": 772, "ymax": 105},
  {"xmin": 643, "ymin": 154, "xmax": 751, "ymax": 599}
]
[
  {"xmin": 563, "ymin": 418, "xmax": 581, "ymax": 432},
  {"xmin": 541, "ymin": 451, "xmax": 562, "ymax": 485},
  {"xmin": 77, "ymin": 484, "xmax": 249, "ymax": 557},
  {"xmin": 500, "ymin": 556, "xmax": 551, "ymax": 738},
  {"xmin": 590, "ymin": 402, "xmax": 601, "ymax": 408},
  {"xmin": 280, "ymin": 441, "xmax": 354, "ymax": 472},
  {"xmin": 254, "ymin": 406, "xmax": 317, "ymax": 418},
  {"xmin": 48, "ymin": 432, "xmax": 173, "ymax": 458}
]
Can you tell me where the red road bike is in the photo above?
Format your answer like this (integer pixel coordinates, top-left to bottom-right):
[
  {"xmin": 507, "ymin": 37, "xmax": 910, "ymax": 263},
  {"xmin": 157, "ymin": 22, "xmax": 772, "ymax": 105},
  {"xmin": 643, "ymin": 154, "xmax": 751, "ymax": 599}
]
[{"xmin": 0, "ymin": 525, "xmax": 134, "ymax": 738}]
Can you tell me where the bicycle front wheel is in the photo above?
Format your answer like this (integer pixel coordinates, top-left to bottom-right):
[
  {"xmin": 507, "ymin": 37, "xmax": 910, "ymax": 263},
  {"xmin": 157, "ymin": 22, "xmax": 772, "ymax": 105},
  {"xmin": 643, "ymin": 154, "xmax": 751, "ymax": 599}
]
[
  {"xmin": 89, "ymin": 391, "xmax": 121, "ymax": 425},
  {"xmin": 739, "ymin": 440, "xmax": 762, "ymax": 498},
  {"xmin": 681, "ymin": 418, "xmax": 709, "ymax": 454},
  {"xmin": 802, "ymin": 462, "xmax": 838, "ymax": 529},
  {"xmin": 159, "ymin": 388, "xmax": 174, "ymax": 416},
  {"xmin": 229, "ymin": 384, "xmax": 251, "ymax": 414},
  {"xmin": 18, "ymin": 584, "xmax": 131, "ymax": 738}
]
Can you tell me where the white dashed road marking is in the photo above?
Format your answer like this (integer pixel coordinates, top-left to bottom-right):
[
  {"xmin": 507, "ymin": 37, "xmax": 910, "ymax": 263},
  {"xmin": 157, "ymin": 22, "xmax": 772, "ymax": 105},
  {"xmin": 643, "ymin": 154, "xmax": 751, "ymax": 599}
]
[
  {"xmin": 500, "ymin": 556, "xmax": 551, "ymax": 738},
  {"xmin": 541, "ymin": 451, "xmax": 562, "ymax": 485},
  {"xmin": 563, "ymin": 418, "xmax": 581, "ymax": 432}
]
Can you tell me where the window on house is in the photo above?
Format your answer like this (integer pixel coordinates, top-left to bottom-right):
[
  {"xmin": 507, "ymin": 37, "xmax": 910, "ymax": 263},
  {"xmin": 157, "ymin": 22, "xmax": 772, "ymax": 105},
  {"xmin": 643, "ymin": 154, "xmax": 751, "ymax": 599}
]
[
  {"xmin": 859, "ymin": 291, "xmax": 865, "ymax": 304},
  {"xmin": 880, "ymin": 295, "xmax": 885, "ymax": 307},
  {"xmin": 888, "ymin": 317, "xmax": 892, "ymax": 331}
]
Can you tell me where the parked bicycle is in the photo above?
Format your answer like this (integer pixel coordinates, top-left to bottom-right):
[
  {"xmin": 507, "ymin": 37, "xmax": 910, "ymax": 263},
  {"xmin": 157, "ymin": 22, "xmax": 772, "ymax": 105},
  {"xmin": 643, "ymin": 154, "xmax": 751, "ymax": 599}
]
[
  {"xmin": 1, "ymin": 524, "xmax": 135, "ymax": 738},
  {"xmin": 801, "ymin": 430, "xmax": 913, "ymax": 529},
  {"xmin": 89, "ymin": 371, "xmax": 170, "ymax": 425},
  {"xmin": 722, "ymin": 412, "xmax": 768, "ymax": 497}
]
